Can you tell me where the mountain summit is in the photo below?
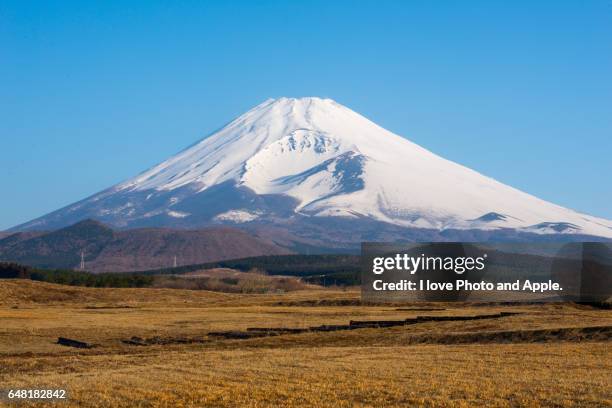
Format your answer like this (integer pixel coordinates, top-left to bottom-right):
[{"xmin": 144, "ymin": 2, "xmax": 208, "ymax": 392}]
[{"xmin": 14, "ymin": 97, "xmax": 612, "ymax": 242}]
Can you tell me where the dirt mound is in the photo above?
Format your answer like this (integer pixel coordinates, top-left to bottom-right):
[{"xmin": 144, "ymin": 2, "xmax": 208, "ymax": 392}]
[
  {"xmin": 0, "ymin": 279, "xmax": 235, "ymax": 306},
  {"xmin": 204, "ymin": 313, "xmax": 521, "ymax": 340},
  {"xmin": 0, "ymin": 279, "xmax": 102, "ymax": 304},
  {"xmin": 274, "ymin": 298, "xmax": 362, "ymax": 306},
  {"xmin": 154, "ymin": 268, "xmax": 314, "ymax": 293},
  {"xmin": 405, "ymin": 325, "xmax": 612, "ymax": 344},
  {"xmin": 122, "ymin": 336, "xmax": 207, "ymax": 346}
]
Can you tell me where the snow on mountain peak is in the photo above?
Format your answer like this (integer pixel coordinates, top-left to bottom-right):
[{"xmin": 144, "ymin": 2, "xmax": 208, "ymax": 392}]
[
  {"xmin": 14, "ymin": 97, "xmax": 612, "ymax": 239},
  {"xmin": 117, "ymin": 96, "xmax": 425, "ymax": 192}
]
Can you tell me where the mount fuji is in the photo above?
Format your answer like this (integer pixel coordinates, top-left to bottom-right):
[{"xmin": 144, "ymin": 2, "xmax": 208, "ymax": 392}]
[{"xmin": 13, "ymin": 97, "xmax": 612, "ymax": 248}]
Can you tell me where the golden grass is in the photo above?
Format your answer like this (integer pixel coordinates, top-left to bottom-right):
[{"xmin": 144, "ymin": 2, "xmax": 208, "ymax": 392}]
[
  {"xmin": 2, "ymin": 344, "xmax": 610, "ymax": 408},
  {"xmin": 0, "ymin": 279, "xmax": 611, "ymax": 407}
]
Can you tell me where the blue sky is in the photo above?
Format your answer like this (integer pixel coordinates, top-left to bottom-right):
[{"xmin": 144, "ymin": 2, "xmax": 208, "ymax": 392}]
[{"xmin": 1, "ymin": 1, "xmax": 611, "ymax": 230}]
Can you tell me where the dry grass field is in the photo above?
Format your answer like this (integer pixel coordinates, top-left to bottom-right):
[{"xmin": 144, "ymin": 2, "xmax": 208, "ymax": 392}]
[{"xmin": 0, "ymin": 279, "xmax": 611, "ymax": 407}]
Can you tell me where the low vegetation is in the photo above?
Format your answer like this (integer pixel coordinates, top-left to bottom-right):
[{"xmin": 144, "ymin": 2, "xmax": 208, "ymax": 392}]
[
  {"xmin": 0, "ymin": 262, "xmax": 315, "ymax": 293},
  {"xmin": 0, "ymin": 279, "xmax": 610, "ymax": 407},
  {"xmin": 142, "ymin": 254, "xmax": 362, "ymax": 285},
  {"xmin": 151, "ymin": 268, "xmax": 311, "ymax": 293}
]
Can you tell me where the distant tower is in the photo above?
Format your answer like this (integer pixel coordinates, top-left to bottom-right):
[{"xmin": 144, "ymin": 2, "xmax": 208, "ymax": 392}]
[
  {"xmin": 80, "ymin": 250, "xmax": 85, "ymax": 270},
  {"xmin": 173, "ymin": 255, "xmax": 177, "ymax": 268}
]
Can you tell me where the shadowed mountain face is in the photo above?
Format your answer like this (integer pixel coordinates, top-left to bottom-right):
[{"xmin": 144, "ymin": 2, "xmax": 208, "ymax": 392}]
[
  {"xmin": 0, "ymin": 220, "xmax": 114, "ymax": 270},
  {"xmin": 0, "ymin": 220, "xmax": 291, "ymax": 272},
  {"xmin": 244, "ymin": 216, "xmax": 612, "ymax": 255},
  {"xmin": 10, "ymin": 97, "xmax": 612, "ymax": 242}
]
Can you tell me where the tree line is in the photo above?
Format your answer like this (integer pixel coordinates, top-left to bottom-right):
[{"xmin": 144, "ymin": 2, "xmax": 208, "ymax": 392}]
[{"xmin": 0, "ymin": 262, "xmax": 153, "ymax": 288}]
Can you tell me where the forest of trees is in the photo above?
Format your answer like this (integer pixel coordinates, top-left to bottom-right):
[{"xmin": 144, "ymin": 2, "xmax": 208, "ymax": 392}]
[
  {"xmin": 0, "ymin": 254, "xmax": 362, "ymax": 288},
  {"xmin": 141, "ymin": 254, "xmax": 362, "ymax": 285},
  {"xmin": 143, "ymin": 254, "xmax": 360, "ymax": 275},
  {"xmin": 0, "ymin": 262, "xmax": 154, "ymax": 288}
]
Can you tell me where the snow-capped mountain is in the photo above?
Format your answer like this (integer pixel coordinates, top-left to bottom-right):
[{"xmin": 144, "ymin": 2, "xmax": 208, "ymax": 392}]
[{"xmin": 13, "ymin": 97, "xmax": 612, "ymax": 242}]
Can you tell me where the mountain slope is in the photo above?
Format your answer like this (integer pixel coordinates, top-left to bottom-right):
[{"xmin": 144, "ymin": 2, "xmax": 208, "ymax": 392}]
[
  {"xmin": 85, "ymin": 227, "xmax": 291, "ymax": 272},
  {"xmin": 12, "ymin": 97, "xmax": 612, "ymax": 240},
  {"xmin": 0, "ymin": 220, "xmax": 291, "ymax": 272},
  {"xmin": 0, "ymin": 220, "xmax": 113, "ymax": 269}
]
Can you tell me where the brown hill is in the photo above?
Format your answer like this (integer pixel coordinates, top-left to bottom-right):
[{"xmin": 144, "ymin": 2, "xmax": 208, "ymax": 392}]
[
  {"xmin": 87, "ymin": 227, "xmax": 291, "ymax": 272},
  {"xmin": 0, "ymin": 220, "xmax": 291, "ymax": 272},
  {"xmin": 0, "ymin": 231, "xmax": 47, "ymax": 248},
  {"xmin": 0, "ymin": 278, "xmax": 234, "ymax": 305},
  {"xmin": 0, "ymin": 220, "xmax": 113, "ymax": 269}
]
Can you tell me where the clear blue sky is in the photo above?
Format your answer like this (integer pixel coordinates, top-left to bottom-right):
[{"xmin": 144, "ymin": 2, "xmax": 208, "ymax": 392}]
[{"xmin": 1, "ymin": 1, "xmax": 611, "ymax": 230}]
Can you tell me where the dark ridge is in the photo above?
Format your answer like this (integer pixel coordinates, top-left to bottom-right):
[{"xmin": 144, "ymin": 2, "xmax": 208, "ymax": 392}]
[
  {"xmin": 529, "ymin": 222, "xmax": 580, "ymax": 232},
  {"xmin": 471, "ymin": 212, "xmax": 510, "ymax": 222},
  {"xmin": 57, "ymin": 337, "xmax": 96, "ymax": 349},
  {"xmin": 405, "ymin": 325, "xmax": 612, "ymax": 345},
  {"xmin": 203, "ymin": 312, "xmax": 520, "ymax": 340}
]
